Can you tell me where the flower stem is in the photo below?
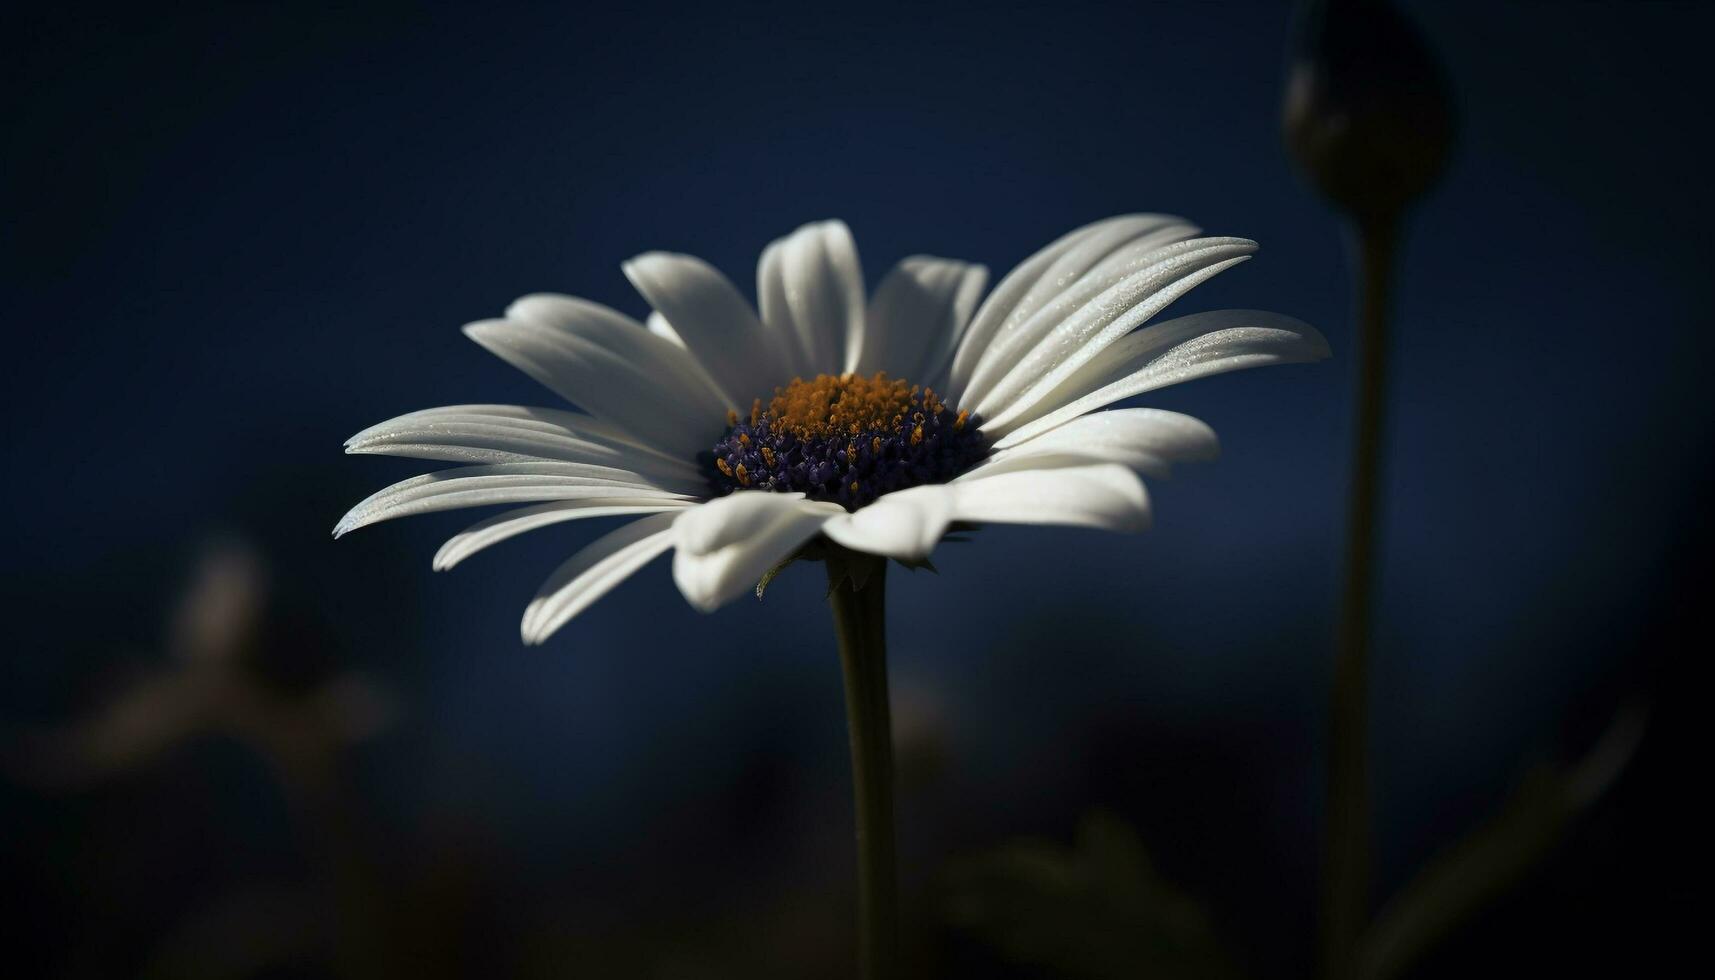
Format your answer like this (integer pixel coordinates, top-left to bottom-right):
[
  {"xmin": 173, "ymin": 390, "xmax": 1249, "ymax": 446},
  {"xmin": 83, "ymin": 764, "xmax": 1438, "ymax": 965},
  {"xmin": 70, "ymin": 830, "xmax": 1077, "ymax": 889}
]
[
  {"xmin": 827, "ymin": 554, "xmax": 897, "ymax": 980},
  {"xmin": 1324, "ymin": 213, "xmax": 1399, "ymax": 980}
]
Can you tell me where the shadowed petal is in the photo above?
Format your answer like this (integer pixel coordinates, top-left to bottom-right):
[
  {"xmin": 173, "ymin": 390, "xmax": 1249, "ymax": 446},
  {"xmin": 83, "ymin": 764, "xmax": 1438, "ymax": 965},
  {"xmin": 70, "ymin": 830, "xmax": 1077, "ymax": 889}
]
[
  {"xmin": 624, "ymin": 251, "xmax": 790, "ymax": 410},
  {"xmin": 960, "ymin": 408, "xmax": 1218, "ymax": 480},
  {"xmin": 758, "ymin": 220, "xmax": 867, "ymax": 377},
  {"xmin": 463, "ymin": 317, "xmax": 719, "ymax": 458},
  {"xmin": 333, "ymin": 462, "xmax": 696, "ymax": 537},
  {"xmin": 521, "ymin": 512, "xmax": 681, "ymax": 644},
  {"xmin": 346, "ymin": 404, "xmax": 703, "ymax": 480},
  {"xmin": 856, "ymin": 256, "xmax": 988, "ymax": 388},
  {"xmin": 434, "ymin": 498, "xmax": 696, "ymax": 571},
  {"xmin": 505, "ymin": 294, "xmax": 726, "ymax": 412}
]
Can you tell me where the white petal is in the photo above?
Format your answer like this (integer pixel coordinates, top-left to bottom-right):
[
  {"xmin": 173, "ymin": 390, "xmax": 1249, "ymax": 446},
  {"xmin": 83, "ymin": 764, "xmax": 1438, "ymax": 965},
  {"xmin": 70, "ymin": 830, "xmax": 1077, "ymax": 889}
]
[
  {"xmin": 623, "ymin": 251, "xmax": 791, "ymax": 410},
  {"xmin": 963, "ymin": 218, "xmax": 1202, "ymax": 409},
  {"xmin": 974, "ymin": 237, "xmax": 1257, "ymax": 425},
  {"xmin": 854, "ymin": 256, "xmax": 988, "ymax": 388},
  {"xmin": 948, "ymin": 214, "xmax": 1195, "ymax": 404},
  {"xmin": 991, "ymin": 311, "xmax": 1331, "ymax": 448},
  {"xmin": 463, "ymin": 317, "xmax": 718, "ymax": 459},
  {"xmin": 645, "ymin": 311, "xmax": 686, "ymax": 347},
  {"xmin": 959, "ymin": 408, "xmax": 1218, "ymax": 481},
  {"xmin": 821, "ymin": 484, "xmax": 955, "ymax": 560},
  {"xmin": 947, "ymin": 215, "xmax": 1150, "ymax": 403},
  {"xmin": 672, "ymin": 489, "xmax": 801, "ymax": 554},
  {"xmin": 345, "ymin": 405, "xmax": 703, "ymax": 480},
  {"xmin": 347, "ymin": 420, "xmax": 603, "ymax": 465},
  {"xmin": 350, "ymin": 404, "xmax": 682, "ymax": 460},
  {"xmin": 671, "ymin": 492, "xmax": 841, "ymax": 612},
  {"xmin": 758, "ymin": 220, "xmax": 867, "ymax": 377},
  {"xmin": 949, "ymin": 463, "xmax": 1151, "ymax": 533},
  {"xmin": 521, "ymin": 512, "xmax": 680, "ymax": 644},
  {"xmin": 507, "ymin": 293, "xmax": 726, "ymax": 409},
  {"xmin": 333, "ymin": 462, "xmax": 696, "ymax": 537},
  {"xmin": 433, "ymin": 498, "xmax": 696, "ymax": 571},
  {"xmin": 756, "ymin": 239, "xmax": 812, "ymax": 377},
  {"xmin": 826, "ymin": 462, "xmax": 1151, "ymax": 559}
]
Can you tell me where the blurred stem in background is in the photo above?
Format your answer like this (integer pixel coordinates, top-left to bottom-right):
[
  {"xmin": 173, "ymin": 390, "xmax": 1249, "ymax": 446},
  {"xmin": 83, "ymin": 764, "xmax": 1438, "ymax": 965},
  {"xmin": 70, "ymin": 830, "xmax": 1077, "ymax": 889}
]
[
  {"xmin": 1324, "ymin": 209, "xmax": 1396, "ymax": 979},
  {"xmin": 827, "ymin": 551, "xmax": 898, "ymax": 980},
  {"xmin": 1282, "ymin": 1, "xmax": 1454, "ymax": 977}
]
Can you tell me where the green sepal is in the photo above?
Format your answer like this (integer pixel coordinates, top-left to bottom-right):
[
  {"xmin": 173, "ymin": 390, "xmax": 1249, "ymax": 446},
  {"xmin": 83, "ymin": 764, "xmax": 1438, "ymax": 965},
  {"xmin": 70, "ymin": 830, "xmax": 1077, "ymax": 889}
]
[{"xmin": 821, "ymin": 543, "xmax": 885, "ymax": 597}]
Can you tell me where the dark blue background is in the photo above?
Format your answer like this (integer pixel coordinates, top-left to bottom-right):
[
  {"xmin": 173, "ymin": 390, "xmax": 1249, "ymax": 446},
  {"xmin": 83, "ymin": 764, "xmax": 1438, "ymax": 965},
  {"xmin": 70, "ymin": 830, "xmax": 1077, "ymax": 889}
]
[{"xmin": 5, "ymin": 1, "xmax": 1708, "ymax": 976}]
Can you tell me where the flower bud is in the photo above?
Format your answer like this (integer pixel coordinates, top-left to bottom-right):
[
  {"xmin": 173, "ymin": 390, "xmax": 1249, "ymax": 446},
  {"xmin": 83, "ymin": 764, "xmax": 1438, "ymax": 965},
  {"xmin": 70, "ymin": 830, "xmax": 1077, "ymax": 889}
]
[{"xmin": 1283, "ymin": 0, "xmax": 1456, "ymax": 224}]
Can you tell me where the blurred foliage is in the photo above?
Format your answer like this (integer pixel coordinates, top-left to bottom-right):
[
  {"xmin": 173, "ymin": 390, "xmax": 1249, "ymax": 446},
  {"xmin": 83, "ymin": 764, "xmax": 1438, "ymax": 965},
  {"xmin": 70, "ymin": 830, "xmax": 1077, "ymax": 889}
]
[
  {"xmin": 945, "ymin": 810, "xmax": 1241, "ymax": 980},
  {"xmin": 7, "ymin": 537, "xmax": 394, "ymax": 795},
  {"xmin": 944, "ymin": 701, "xmax": 1642, "ymax": 980},
  {"xmin": 1357, "ymin": 705, "xmax": 1646, "ymax": 980}
]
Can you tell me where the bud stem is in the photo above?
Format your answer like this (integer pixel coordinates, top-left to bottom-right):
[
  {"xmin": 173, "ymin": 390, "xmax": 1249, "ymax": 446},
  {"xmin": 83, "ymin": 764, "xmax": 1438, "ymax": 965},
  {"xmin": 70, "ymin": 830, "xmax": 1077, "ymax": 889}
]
[{"xmin": 1324, "ymin": 212, "xmax": 1398, "ymax": 980}]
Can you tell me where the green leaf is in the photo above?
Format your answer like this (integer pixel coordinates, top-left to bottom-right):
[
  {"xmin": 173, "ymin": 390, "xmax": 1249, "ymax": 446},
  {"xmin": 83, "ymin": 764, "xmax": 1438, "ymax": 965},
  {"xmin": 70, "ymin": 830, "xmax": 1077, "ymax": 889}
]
[{"xmin": 1356, "ymin": 703, "xmax": 1647, "ymax": 980}]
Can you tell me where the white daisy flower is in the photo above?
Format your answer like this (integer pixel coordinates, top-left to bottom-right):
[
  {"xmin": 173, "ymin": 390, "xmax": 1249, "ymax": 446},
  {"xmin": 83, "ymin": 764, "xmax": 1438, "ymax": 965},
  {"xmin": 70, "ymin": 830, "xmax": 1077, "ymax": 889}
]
[{"xmin": 336, "ymin": 215, "xmax": 1328, "ymax": 644}]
